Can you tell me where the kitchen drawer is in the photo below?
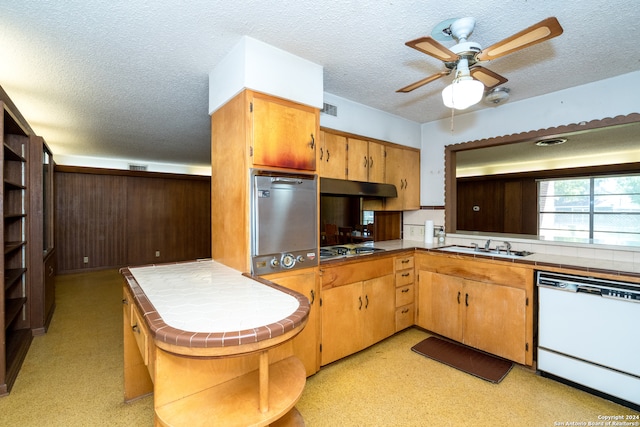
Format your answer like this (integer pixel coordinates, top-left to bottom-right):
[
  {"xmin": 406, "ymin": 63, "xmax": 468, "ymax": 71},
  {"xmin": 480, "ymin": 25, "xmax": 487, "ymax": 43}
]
[
  {"xmin": 395, "ymin": 256, "xmax": 414, "ymax": 271},
  {"xmin": 131, "ymin": 307, "xmax": 149, "ymax": 365},
  {"xmin": 395, "ymin": 269, "xmax": 414, "ymax": 287},
  {"xmin": 395, "ymin": 304, "xmax": 414, "ymax": 332},
  {"xmin": 396, "ymin": 284, "xmax": 414, "ymax": 307},
  {"xmin": 123, "ymin": 288, "xmax": 135, "ymax": 327}
]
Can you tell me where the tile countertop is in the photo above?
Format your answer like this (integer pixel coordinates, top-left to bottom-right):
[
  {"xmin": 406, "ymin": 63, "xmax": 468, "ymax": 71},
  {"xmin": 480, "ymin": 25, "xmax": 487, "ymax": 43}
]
[
  {"xmin": 370, "ymin": 239, "xmax": 640, "ymax": 278},
  {"xmin": 121, "ymin": 259, "xmax": 310, "ymax": 350}
]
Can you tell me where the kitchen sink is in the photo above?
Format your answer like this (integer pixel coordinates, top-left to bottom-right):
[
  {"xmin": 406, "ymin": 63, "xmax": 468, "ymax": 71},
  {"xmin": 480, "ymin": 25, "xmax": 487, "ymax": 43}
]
[{"xmin": 436, "ymin": 245, "xmax": 533, "ymax": 259}]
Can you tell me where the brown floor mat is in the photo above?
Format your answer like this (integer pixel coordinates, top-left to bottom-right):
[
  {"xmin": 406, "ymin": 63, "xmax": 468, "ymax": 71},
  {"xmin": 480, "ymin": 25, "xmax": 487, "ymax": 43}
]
[{"xmin": 411, "ymin": 336, "xmax": 513, "ymax": 383}]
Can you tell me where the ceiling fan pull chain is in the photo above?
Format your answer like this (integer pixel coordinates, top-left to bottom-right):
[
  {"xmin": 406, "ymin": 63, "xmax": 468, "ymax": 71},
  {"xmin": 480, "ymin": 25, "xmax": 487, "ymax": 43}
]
[{"xmin": 450, "ymin": 107, "xmax": 455, "ymax": 133}]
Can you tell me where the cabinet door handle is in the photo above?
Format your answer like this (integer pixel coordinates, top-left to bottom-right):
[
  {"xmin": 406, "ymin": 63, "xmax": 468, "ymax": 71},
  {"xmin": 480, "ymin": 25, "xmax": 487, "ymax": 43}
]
[
  {"xmin": 465, "ymin": 293, "xmax": 469, "ymax": 307},
  {"xmin": 457, "ymin": 291, "xmax": 461, "ymax": 304},
  {"xmin": 122, "ymin": 298, "xmax": 128, "ymax": 305},
  {"xmin": 402, "ymin": 308, "xmax": 409, "ymax": 314},
  {"xmin": 365, "ymin": 295, "xmax": 369, "ymax": 309},
  {"xmin": 358, "ymin": 296, "xmax": 362, "ymax": 310},
  {"xmin": 309, "ymin": 289, "xmax": 315, "ymax": 305},
  {"xmin": 404, "ymin": 179, "xmax": 408, "ymax": 189},
  {"xmin": 309, "ymin": 133, "xmax": 315, "ymax": 149},
  {"xmin": 319, "ymin": 147, "xmax": 324, "ymax": 160},
  {"xmin": 369, "ymin": 156, "xmax": 373, "ymax": 168},
  {"xmin": 401, "ymin": 288, "xmax": 410, "ymax": 293},
  {"xmin": 402, "ymin": 259, "xmax": 410, "ymax": 264},
  {"xmin": 363, "ymin": 156, "xmax": 368, "ymax": 168},
  {"xmin": 132, "ymin": 324, "xmax": 139, "ymax": 334},
  {"xmin": 326, "ymin": 149, "xmax": 330, "ymax": 162},
  {"xmin": 402, "ymin": 272, "xmax": 410, "ymax": 277}
]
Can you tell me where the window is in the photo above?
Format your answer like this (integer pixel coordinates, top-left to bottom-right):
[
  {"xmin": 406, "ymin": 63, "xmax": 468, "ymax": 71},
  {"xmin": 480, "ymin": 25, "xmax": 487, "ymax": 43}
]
[
  {"xmin": 362, "ymin": 210, "xmax": 374, "ymax": 226},
  {"xmin": 538, "ymin": 174, "xmax": 640, "ymax": 245}
]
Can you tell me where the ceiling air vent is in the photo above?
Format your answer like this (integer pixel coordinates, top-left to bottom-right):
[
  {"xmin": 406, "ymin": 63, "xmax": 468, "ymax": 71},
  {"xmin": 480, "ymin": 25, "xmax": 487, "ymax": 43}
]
[
  {"xmin": 535, "ymin": 138, "xmax": 567, "ymax": 147},
  {"xmin": 129, "ymin": 164, "xmax": 148, "ymax": 171},
  {"xmin": 321, "ymin": 102, "xmax": 338, "ymax": 117}
]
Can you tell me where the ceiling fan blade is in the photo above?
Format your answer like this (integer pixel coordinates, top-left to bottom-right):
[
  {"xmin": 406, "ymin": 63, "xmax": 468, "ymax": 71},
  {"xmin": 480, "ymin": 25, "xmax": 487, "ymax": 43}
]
[
  {"xmin": 397, "ymin": 71, "xmax": 450, "ymax": 93},
  {"xmin": 476, "ymin": 17, "xmax": 563, "ymax": 61},
  {"xmin": 470, "ymin": 66, "xmax": 508, "ymax": 89},
  {"xmin": 405, "ymin": 36, "xmax": 459, "ymax": 62}
]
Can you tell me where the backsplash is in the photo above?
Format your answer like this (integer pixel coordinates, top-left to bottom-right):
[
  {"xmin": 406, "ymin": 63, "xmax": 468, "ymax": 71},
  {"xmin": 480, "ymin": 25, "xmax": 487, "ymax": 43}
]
[{"xmin": 402, "ymin": 208, "xmax": 640, "ymax": 265}]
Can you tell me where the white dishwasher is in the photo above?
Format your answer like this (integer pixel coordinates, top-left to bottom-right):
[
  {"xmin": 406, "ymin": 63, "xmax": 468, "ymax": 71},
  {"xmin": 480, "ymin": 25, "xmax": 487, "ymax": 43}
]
[{"xmin": 536, "ymin": 270, "xmax": 640, "ymax": 410}]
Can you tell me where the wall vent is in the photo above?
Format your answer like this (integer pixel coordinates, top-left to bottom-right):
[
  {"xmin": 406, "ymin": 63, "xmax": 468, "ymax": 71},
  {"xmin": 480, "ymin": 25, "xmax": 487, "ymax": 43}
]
[
  {"xmin": 321, "ymin": 102, "xmax": 338, "ymax": 117},
  {"xmin": 129, "ymin": 164, "xmax": 148, "ymax": 171}
]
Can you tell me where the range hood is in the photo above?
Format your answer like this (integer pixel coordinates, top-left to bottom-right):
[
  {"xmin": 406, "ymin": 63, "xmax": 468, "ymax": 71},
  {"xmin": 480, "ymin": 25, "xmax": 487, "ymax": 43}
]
[{"xmin": 320, "ymin": 177, "xmax": 398, "ymax": 198}]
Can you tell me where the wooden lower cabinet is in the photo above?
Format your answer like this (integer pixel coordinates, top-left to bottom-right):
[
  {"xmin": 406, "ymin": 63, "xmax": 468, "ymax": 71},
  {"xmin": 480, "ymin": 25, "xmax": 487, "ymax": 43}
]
[
  {"xmin": 320, "ymin": 257, "xmax": 395, "ymax": 365},
  {"xmin": 262, "ymin": 268, "xmax": 320, "ymax": 377},
  {"xmin": 416, "ymin": 252, "xmax": 533, "ymax": 366}
]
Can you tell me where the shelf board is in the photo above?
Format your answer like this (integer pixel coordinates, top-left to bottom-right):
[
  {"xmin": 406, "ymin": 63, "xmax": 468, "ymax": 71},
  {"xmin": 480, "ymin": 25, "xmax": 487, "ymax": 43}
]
[
  {"xmin": 4, "ymin": 268, "xmax": 25, "ymax": 292},
  {"xmin": 4, "ymin": 213, "xmax": 26, "ymax": 221},
  {"xmin": 3, "ymin": 180, "xmax": 26, "ymax": 190},
  {"xmin": 4, "ymin": 297, "xmax": 27, "ymax": 329},
  {"xmin": 155, "ymin": 356, "xmax": 306, "ymax": 427},
  {"xmin": 3, "ymin": 143, "xmax": 26, "ymax": 162},
  {"xmin": 4, "ymin": 241, "xmax": 26, "ymax": 255}
]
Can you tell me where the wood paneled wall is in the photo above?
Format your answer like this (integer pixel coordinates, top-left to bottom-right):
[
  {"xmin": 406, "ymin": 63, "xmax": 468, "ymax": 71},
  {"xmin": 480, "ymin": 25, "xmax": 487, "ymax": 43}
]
[
  {"xmin": 456, "ymin": 177, "xmax": 537, "ymax": 235},
  {"xmin": 55, "ymin": 167, "xmax": 211, "ymax": 274},
  {"xmin": 455, "ymin": 162, "xmax": 640, "ymax": 235}
]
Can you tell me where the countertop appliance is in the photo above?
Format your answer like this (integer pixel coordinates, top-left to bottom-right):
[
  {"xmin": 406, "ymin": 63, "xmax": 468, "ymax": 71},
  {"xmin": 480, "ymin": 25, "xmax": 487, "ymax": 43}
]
[
  {"xmin": 536, "ymin": 270, "xmax": 640, "ymax": 410},
  {"xmin": 251, "ymin": 170, "xmax": 318, "ymax": 275}
]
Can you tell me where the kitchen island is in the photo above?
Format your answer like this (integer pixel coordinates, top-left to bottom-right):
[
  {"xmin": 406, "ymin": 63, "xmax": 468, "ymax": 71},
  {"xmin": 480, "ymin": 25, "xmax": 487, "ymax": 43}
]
[{"xmin": 121, "ymin": 259, "xmax": 310, "ymax": 427}]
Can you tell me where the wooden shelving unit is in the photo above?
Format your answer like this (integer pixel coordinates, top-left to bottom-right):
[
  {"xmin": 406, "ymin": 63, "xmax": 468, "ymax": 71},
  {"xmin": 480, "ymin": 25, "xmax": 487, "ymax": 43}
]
[
  {"xmin": 1, "ymin": 94, "xmax": 32, "ymax": 396},
  {"xmin": 154, "ymin": 355, "xmax": 306, "ymax": 426}
]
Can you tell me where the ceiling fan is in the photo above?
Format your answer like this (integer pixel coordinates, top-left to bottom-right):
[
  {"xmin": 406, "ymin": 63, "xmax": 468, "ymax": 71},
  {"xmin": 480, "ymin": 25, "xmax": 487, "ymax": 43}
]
[{"xmin": 397, "ymin": 17, "xmax": 563, "ymax": 109}]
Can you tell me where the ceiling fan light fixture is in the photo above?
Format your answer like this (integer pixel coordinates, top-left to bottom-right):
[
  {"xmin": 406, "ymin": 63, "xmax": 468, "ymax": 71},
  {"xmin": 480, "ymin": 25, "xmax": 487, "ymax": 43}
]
[{"xmin": 442, "ymin": 76, "xmax": 484, "ymax": 110}]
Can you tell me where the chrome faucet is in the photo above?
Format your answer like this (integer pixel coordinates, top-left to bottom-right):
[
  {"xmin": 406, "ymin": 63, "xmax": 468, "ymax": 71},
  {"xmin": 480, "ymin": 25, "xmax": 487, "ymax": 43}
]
[
  {"xmin": 484, "ymin": 239, "xmax": 492, "ymax": 251},
  {"xmin": 504, "ymin": 241, "xmax": 512, "ymax": 255}
]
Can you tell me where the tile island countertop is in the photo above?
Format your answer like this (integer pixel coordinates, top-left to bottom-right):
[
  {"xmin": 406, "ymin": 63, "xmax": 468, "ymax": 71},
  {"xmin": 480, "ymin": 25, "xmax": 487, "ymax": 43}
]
[{"xmin": 121, "ymin": 259, "xmax": 310, "ymax": 356}]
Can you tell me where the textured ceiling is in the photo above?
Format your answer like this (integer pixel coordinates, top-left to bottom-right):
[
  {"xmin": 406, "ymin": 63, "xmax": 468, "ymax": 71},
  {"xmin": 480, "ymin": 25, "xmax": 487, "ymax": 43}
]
[{"xmin": 1, "ymin": 1, "xmax": 639, "ymax": 168}]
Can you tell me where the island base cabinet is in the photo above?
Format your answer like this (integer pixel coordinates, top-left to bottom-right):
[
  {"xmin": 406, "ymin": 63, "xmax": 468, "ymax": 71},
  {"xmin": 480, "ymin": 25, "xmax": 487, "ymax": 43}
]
[
  {"xmin": 123, "ymin": 288, "xmax": 153, "ymax": 402},
  {"xmin": 262, "ymin": 268, "xmax": 320, "ymax": 377},
  {"xmin": 123, "ymin": 286, "xmax": 306, "ymax": 426},
  {"xmin": 153, "ymin": 348, "xmax": 305, "ymax": 427}
]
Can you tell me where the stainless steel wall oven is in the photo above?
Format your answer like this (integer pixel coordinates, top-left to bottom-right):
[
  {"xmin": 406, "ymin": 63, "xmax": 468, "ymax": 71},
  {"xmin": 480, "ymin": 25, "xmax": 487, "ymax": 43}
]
[{"xmin": 251, "ymin": 169, "xmax": 318, "ymax": 275}]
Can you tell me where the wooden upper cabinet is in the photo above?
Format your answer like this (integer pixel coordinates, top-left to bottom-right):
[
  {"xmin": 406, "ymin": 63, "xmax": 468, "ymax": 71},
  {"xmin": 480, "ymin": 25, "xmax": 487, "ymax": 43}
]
[
  {"xmin": 367, "ymin": 141, "xmax": 386, "ymax": 183},
  {"xmin": 347, "ymin": 138, "xmax": 385, "ymax": 183},
  {"xmin": 250, "ymin": 94, "xmax": 318, "ymax": 171},
  {"xmin": 385, "ymin": 146, "xmax": 420, "ymax": 210},
  {"xmin": 318, "ymin": 130, "xmax": 347, "ymax": 179}
]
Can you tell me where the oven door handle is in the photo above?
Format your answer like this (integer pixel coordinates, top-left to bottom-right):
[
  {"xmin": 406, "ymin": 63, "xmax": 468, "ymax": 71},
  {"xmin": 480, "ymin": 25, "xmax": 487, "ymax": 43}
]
[
  {"xmin": 271, "ymin": 177, "xmax": 303, "ymax": 185},
  {"xmin": 576, "ymin": 285, "xmax": 603, "ymax": 296}
]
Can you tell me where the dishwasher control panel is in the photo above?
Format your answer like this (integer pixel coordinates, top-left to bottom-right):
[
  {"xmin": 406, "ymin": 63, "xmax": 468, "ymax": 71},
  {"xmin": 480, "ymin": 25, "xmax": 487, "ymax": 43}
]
[
  {"xmin": 536, "ymin": 271, "xmax": 640, "ymax": 303},
  {"xmin": 600, "ymin": 288, "xmax": 640, "ymax": 302}
]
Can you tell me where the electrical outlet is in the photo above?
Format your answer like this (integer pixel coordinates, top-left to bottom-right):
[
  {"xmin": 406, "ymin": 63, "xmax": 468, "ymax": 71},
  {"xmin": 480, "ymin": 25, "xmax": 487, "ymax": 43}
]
[
  {"xmin": 83, "ymin": 256, "xmax": 89, "ymax": 264},
  {"xmin": 155, "ymin": 251, "xmax": 160, "ymax": 257},
  {"xmin": 407, "ymin": 225, "xmax": 425, "ymax": 239}
]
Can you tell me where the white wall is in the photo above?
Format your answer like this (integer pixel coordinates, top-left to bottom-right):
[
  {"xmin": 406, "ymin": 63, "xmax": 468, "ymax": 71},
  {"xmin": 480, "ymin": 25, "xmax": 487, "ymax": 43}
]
[
  {"xmin": 55, "ymin": 153, "xmax": 211, "ymax": 176},
  {"xmin": 209, "ymin": 36, "xmax": 324, "ymax": 114},
  {"xmin": 320, "ymin": 92, "xmax": 421, "ymax": 148},
  {"xmin": 420, "ymin": 70, "xmax": 640, "ymax": 205}
]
